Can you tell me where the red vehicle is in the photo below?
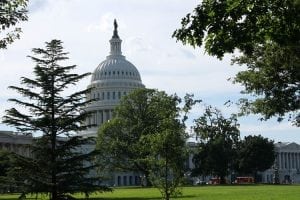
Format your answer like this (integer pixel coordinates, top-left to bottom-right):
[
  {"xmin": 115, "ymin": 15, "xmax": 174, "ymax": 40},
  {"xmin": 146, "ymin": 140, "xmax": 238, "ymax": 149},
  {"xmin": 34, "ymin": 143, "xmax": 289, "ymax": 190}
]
[
  {"xmin": 209, "ymin": 177, "xmax": 220, "ymax": 184},
  {"xmin": 235, "ymin": 176, "xmax": 254, "ymax": 184}
]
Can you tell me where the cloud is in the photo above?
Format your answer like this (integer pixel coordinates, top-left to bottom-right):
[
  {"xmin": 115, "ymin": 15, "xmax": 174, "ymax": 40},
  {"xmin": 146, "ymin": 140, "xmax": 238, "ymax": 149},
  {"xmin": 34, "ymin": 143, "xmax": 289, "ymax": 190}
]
[
  {"xmin": 124, "ymin": 36, "xmax": 152, "ymax": 56},
  {"xmin": 28, "ymin": 0, "xmax": 49, "ymax": 13},
  {"xmin": 180, "ymin": 48, "xmax": 196, "ymax": 59},
  {"xmin": 85, "ymin": 13, "xmax": 116, "ymax": 33}
]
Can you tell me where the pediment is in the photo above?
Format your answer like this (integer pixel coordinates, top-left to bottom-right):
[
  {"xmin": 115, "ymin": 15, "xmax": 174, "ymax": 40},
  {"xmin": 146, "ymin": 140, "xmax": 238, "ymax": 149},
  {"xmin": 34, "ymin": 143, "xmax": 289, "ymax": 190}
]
[{"xmin": 281, "ymin": 142, "xmax": 300, "ymax": 151}]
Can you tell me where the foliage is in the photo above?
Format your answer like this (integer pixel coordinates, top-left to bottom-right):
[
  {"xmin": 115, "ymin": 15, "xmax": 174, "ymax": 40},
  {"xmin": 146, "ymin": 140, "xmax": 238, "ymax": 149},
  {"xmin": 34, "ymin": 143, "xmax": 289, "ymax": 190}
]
[
  {"xmin": 0, "ymin": 150, "xmax": 13, "ymax": 192},
  {"xmin": 236, "ymin": 135, "xmax": 275, "ymax": 180},
  {"xmin": 234, "ymin": 42, "xmax": 300, "ymax": 126},
  {"xmin": 2, "ymin": 40, "xmax": 109, "ymax": 199},
  {"xmin": 173, "ymin": 0, "xmax": 300, "ymax": 125},
  {"xmin": 0, "ymin": 0, "xmax": 28, "ymax": 49},
  {"xmin": 148, "ymin": 120, "xmax": 187, "ymax": 200},
  {"xmin": 192, "ymin": 106, "xmax": 240, "ymax": 183},
  {"xmin": 97, "ymin": 88, "xmax": 199, "ymax": 200}
]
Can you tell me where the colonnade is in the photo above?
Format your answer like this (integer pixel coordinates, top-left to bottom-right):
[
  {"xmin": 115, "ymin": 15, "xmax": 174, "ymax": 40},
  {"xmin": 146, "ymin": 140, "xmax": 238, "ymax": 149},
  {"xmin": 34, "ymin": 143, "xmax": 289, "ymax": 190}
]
[
  {"xmin": 0, "ymin": 142, "xmax": 31, "ymax": 157},
  {"xmin": 277, "ymin": 152, "xmax": 300, "ymax": 170},
  {"xmin": 116, "ymin": 175, "xmax": 141, "ymax": 186},
  {"xmin": 86, "ymin": 109, "xmax": 114, "ymax": 126}
]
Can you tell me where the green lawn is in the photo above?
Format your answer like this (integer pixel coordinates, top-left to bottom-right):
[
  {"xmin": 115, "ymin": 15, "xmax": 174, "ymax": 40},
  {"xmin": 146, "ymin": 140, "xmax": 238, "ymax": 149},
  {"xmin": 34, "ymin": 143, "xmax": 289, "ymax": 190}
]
[{"xmin": 1, "ymin": 185, "xmax": 300, "ymax": 200}]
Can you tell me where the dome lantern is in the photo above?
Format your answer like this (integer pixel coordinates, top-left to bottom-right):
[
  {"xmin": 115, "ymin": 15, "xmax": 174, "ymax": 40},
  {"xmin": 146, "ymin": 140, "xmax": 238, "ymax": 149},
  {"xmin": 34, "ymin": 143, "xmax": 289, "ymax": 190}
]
[{"xmin": 109, "ymin": 19, "xmax": 122, "ymax": 56}]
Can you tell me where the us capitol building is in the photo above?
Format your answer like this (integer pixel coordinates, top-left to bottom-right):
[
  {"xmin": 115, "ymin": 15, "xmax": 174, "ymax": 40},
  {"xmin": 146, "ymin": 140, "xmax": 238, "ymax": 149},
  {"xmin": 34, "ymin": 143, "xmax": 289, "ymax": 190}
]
[
  {"xmin": 79, "ymin": 20, "xmax": 144, "ymax": 138},
  {"xmin": 79, "ymin": 20, "xmax": 145, "ymax": 186},
  {"xmin": 1, "ymin": 20, "xmax": 300, "ymax": 185}
]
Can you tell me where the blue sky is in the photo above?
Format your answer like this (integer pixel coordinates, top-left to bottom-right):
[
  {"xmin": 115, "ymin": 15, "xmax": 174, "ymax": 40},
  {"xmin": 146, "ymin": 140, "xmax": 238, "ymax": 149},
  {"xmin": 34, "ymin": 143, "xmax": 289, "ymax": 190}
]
[{"xmin": 0, "ymin": 0, "xmax": 299, "ymax": 142}]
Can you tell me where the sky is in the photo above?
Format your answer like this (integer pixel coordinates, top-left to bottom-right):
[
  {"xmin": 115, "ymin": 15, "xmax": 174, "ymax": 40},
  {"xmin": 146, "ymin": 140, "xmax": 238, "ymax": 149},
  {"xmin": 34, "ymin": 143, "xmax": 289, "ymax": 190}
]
[{"xmin": 0, "ymin": 0, "xmax": 299, "ymax": 142}]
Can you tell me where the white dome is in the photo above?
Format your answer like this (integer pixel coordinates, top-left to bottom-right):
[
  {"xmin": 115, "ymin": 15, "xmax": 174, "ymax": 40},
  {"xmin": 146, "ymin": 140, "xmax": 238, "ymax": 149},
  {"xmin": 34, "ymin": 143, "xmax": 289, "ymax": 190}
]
[
  {"xmin": 91, "ymin": 56, "xmax": 142, "ymax": 83},
  {"xmin": 82, "ymin": 19, "xmax": 145, "ymax": 137}
]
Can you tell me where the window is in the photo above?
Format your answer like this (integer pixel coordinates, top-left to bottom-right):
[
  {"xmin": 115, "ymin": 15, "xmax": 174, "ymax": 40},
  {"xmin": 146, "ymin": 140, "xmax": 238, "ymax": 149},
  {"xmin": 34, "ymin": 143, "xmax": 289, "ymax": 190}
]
[
  {"xmin": 107, "ymin": 92, "xmax": 110, "ymax": 99},
  {"xmin": 113, "ymin": 92, "xmax": 115, "ymax": 99},
  {"xmin": 118, "ymin": 91, "xmax": 121, "ymax": 99}
]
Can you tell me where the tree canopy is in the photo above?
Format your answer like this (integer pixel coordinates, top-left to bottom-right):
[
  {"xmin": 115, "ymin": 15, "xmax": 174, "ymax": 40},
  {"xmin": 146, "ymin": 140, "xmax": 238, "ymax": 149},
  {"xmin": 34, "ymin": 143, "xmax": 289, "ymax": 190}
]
[
  {"xmin": 3, "ymin": 40, "xmax": 109, "ymax": 199},
  {"xmin": 0, "ymin": 0, "xmax": 28, "ymax": 49},
  {"xmin": 173, "ymin": 0, "xmax": 300, "ymax": 125},
  {"xmin": 192, "ymin": 106, "xmax": 240, "ymax": 184},
  {"xmin": 236, "ymin": 135, "xmax": 275, "ymax": 181},
  {"xmin": 97, "ymin": 89, "xmax": 198, "ymax": 200}
]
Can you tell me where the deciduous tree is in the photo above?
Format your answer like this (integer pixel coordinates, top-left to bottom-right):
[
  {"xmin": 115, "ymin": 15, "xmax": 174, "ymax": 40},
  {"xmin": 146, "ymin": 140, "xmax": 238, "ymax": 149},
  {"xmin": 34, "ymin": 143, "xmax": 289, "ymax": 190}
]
[
  {"xmin": 0, "ymin": 0, "xmax": 28, "ymax": 49},
  {"xmin": 96, "ymin": 89, "xmax": 198, "ymax": 200},
  {"xmin": 237, "ymin": 135, "xmax": 275, "ymax": 182},
  {"xmin": 192, "ymin": 106, "xmax": 240, "ymax": 184},
  {"xmin": 173, "ymin": 0, "xmax": 300, "ymax": 125}
]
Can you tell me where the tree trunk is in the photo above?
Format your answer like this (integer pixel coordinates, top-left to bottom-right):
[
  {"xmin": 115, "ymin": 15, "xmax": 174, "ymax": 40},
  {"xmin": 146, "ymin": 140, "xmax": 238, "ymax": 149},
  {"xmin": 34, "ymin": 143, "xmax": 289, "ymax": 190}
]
[
  {"xmin": 144, "ymin": 171, "xmax": 152, "ymax": 187},
  {"xmin": 50, "ymin": 73, "xmax": 57, "ymax": 200},
  {"xmin": 165, "ymin": 193, "xmax": 170, "ymax": 200}
]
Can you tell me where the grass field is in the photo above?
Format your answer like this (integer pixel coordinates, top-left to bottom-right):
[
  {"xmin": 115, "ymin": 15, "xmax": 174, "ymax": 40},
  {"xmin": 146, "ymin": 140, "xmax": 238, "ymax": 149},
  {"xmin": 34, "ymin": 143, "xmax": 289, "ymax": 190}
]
[{"xmin": 1, "ymin": 185, "xmax": 300, "ymax": 200}]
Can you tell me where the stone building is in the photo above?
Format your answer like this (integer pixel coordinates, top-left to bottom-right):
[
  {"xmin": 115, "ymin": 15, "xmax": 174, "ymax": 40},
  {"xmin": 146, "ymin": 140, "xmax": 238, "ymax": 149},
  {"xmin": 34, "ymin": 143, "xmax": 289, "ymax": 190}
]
[
  {"xmin": 79, "ymin": 20, "xmax": 145, "ymax": 186},
  {"xmin": 0, "ymin": 131, "xmax": 32, "ymax": 157},
  {"xmin": 260, "ymin": 142, "xmax": 300, "ymax": 184},
  {"xmin": 80, "ymin": 20, "xmax": 144, "ymax": 138}
]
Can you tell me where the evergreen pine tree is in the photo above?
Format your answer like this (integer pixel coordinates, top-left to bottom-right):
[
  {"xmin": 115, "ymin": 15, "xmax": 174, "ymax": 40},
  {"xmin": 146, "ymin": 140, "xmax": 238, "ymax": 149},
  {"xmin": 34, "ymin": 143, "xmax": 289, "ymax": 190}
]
[{"xmin": 3, "ymin": 39, "xmax": 109, "ymax": 199}]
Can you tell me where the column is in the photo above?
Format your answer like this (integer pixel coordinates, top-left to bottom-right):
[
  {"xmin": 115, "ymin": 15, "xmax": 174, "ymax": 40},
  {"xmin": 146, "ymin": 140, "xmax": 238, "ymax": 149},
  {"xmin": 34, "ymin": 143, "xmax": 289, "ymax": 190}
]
[
  {"xmin": 85, "ymin": 117, "xmax": 89, "ymax": 127},
  {"xmin": 278, "ymin": 152, "xmax": 283, "ymax": 169},
  {"xmin": 296, "ymin": 153, "xmax": 298, "ymax": 168},
  {"xmin": 288, "ymin": 153, "xmax": 290, "ymax": 169},
  {"xmin": 95, "ymin": 111, "xmax": 98, "ymax": 125},
  {"xmin": 106, "ymin": 110, "xmax": 110, "ymax": 121},
  {"xmin": 282, "ymin": 153, "xmax": 284, "ymax": 169},
  {"xmin": 292, "ymin": 153, "xmax": 294, "ymax": 169},
  {"xmin": 297, "ymin": 153, "xmax": 300, "ymax": 169},
  {"xmin": 298, "ymin": 153, "xmax": 300, "ymax": 169},
  {"xmin": 100, "ymin": 110, "xmax": 103, "ymax": 125},
  {"xmin": 285, "ymin": 153, "xmax": 287, "ymax": 169},
  {"xmin": 97, "ymin": 110, "xmax": 100, "ymax": 125},
  {"xmin": 278, "ymin": 152, "xmax": 282, "ymax": 169},
  {"xmin": 103, "ymin": 110, "xmax": 107, "ymax": 123}
]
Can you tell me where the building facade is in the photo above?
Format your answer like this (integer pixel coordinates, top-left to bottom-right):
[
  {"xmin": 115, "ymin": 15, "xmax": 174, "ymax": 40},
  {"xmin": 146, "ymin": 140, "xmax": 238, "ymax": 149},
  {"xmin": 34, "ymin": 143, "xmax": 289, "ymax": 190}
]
[
  {"xmin": 260, "ymin": 142, "xmax": 300, "ymax": 184},
  {"xmin": 0, "ymin": 131, "xmax": 32, "ymax": 157},
  {"xmin": 80, "ymin": 20, "xmax": 144, "ymax": 138},
  {"xmin": 79, "ymin": 20, "xmax": 145, "ymax": 186}
]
